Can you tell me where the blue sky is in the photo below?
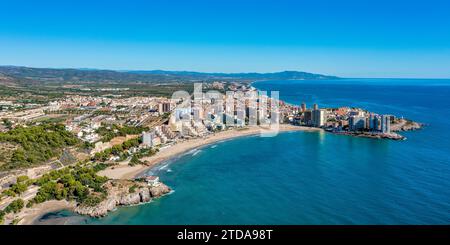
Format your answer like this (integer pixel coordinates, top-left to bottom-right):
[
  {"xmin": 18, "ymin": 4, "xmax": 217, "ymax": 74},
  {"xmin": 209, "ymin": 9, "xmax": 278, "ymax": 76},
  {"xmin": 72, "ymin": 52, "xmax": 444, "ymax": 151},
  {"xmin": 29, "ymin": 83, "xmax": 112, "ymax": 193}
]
[{"xmin": 1, "ymin": 0, "xmax": 449, "ymax": 78}]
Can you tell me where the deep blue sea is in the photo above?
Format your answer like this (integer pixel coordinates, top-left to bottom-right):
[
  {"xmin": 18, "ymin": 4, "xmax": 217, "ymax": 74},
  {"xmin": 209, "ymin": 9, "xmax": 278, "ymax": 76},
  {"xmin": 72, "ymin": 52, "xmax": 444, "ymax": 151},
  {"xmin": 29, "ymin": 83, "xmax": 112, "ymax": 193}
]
[{"xmin": 42, "ymin": 78, "xmax": 450, "ymax": 224}]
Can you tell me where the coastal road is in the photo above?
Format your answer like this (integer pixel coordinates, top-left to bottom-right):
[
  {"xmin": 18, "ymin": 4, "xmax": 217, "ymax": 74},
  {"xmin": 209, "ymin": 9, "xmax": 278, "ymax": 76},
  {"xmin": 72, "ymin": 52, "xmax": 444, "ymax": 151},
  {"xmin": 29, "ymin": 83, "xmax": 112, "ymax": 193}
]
[{"xmin": 0, "ymin": 186, "xmax": 39, "ymax": 210}]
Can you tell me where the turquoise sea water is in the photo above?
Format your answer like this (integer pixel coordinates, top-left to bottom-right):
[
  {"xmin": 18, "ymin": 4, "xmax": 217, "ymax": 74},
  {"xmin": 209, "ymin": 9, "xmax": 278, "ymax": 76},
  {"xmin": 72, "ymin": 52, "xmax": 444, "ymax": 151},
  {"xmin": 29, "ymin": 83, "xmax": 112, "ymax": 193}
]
[{"xmin": 41, "ymin": 79, "xmax": 450, "ymax": 224}]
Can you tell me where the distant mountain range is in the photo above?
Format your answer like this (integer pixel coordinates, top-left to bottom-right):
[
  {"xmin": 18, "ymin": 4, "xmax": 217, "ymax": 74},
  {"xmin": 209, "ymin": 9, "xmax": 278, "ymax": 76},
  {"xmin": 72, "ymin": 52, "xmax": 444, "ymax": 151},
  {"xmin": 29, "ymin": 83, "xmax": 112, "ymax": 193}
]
[
  {"xmin": 0, "ymin": 66, "xmax": 339, "ymax": 85},
  {"xmin": 127, "ymin": 70, "xmax": 339, "ymax": 80}
]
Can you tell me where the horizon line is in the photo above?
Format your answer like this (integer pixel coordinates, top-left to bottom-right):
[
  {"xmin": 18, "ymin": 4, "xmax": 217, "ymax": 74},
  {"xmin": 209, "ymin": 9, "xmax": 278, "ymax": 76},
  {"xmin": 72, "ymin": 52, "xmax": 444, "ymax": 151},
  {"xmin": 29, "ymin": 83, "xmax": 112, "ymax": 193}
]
[{"xmin": 1, "ymin": 64, "xmax": 450, "ymax": 80}]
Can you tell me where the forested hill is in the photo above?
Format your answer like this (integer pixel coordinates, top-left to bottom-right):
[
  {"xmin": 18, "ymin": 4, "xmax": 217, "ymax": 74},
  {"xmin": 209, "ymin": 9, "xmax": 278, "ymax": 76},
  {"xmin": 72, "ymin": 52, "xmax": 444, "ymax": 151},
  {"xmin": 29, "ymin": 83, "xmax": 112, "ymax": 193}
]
[
  {"xmin": 0, "ymin": 124, "xmax": 79, "ymax": 171},
  {"xmin": 127, "ymin": 70, "xmax": 340, "ymax": 81},
  {"xmin": 0, "ymin": 66, "xmax": 339, "ymax": 85}
]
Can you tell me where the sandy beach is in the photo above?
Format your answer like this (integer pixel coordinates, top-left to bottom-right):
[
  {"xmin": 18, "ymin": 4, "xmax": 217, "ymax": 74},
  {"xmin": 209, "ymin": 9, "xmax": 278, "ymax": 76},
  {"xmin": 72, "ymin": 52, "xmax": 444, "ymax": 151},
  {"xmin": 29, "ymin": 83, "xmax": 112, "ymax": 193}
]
[
  {"xmin": 98, "ymin": 124, "xmax": 321, "ymax": 180},
  {"xmin": 17, "ymin": 200, "xmax": 76, "ymax": 225},
  {"xmin": 12, "ymin": 125, "xmax": 319, "ymax": 225}
]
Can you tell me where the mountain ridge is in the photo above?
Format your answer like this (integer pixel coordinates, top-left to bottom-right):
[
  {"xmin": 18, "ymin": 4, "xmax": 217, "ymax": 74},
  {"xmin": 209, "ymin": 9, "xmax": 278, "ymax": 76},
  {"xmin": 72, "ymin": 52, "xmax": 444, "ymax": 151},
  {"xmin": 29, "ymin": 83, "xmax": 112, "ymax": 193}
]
[{"xmin": 0, "ymin": 66, "xmax": 339, "ymax": 84}]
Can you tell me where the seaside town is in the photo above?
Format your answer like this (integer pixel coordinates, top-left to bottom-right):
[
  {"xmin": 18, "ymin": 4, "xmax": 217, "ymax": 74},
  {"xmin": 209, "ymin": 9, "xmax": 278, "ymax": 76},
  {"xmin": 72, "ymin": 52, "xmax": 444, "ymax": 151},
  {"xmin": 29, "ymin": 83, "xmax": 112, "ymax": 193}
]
[{"xmin": 0, "ymin": 82, "xmax": 422, "ymax": 225}]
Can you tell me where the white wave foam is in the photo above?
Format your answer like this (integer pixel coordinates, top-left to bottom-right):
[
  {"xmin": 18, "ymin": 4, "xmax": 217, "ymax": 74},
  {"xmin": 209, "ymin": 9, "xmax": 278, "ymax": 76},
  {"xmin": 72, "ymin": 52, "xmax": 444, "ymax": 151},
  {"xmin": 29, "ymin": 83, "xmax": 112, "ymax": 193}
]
[
  {"xmin": 192, "ymin": 149, "xmax": 202, "ymax": 156},
  {"xmin": 186, "ymin": 149, "xmax": 197, "ymax": 155}
]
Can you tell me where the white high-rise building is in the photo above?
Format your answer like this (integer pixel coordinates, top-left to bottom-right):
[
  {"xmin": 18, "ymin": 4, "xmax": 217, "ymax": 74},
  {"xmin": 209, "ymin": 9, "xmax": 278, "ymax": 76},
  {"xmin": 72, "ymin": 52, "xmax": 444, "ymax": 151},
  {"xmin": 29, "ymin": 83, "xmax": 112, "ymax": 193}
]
[
  {"xmin": 312, "ymin": 109, "xmax": 326, "ymax": 127},
  {"xmin": 349, "ymin": 116, "xmax": 366, "ymax": 131},
  {"xmin": 142, "ymin": 132, "xmax": 153, "ymax": 147},
  {"xmin": 158, "ymin": 102, "xmax": 172, "ymax": 114},
  {"xmin": 381, "ymin": 115, "xmax": 391, "ymax": 134}
]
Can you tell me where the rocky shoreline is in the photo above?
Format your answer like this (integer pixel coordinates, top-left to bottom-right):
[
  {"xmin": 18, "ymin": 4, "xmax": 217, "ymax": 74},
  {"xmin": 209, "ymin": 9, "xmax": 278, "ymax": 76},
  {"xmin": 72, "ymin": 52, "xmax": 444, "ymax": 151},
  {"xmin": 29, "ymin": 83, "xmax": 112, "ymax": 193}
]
[
  {"xmin": 327, "ymin": 118, "xmax": 423, "ymax": 141},
  {"xmin": 391, "ymin": 118, "xmax": 423, "ymax": 132},
  {"xmin": 12, "ymin": 179, "xmax": 171, "ymax": 224},
  {"xmin": 75, "ymin": 179, "xmax": 171, "ymax": 218},
  {"xmin": 330, "ymin": 131, "xmax": 406, "ymax": 140}
]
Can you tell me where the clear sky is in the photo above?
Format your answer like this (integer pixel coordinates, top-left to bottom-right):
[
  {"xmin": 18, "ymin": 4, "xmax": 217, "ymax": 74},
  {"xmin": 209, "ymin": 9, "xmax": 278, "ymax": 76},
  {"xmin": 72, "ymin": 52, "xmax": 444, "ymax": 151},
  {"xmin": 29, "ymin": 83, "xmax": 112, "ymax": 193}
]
[{"xmin": 1, "ymin": 0, "xmax": 450, "ymax": 78}]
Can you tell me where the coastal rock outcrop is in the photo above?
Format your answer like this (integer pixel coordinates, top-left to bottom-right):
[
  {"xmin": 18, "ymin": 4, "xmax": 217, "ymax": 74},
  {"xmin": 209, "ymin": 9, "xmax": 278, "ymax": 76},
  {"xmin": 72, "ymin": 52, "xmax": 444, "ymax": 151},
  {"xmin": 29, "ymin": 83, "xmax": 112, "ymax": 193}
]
[
  {"xmin": 75, "ymin": 197, "xmax": 117, "ymax": 217},
  {"xmin": 391, "ymin": 119, "xmax": 423, "ymax": 132},
  {"xmin": 139, "ymin": 188, "xmax": 151, "ymax": 202},
  {"xmin": 150, "ymin": 184, "xmax": 171, "ymax": 197},
  {"xmin": 119, "ymin": 193, "xmax": 141, "ymax": 205},
  {"xmin": 74, "ymin": 179, "xmax": 171, "ymax": 217}
]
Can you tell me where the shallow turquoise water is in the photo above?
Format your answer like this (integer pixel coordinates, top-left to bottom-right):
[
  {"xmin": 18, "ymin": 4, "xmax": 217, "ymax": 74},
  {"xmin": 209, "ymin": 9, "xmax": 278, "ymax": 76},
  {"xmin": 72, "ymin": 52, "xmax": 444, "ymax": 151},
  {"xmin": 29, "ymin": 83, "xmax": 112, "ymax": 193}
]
[{"xmin": 42, "ymin": 79, "xmax": 450, "ymax": 224}]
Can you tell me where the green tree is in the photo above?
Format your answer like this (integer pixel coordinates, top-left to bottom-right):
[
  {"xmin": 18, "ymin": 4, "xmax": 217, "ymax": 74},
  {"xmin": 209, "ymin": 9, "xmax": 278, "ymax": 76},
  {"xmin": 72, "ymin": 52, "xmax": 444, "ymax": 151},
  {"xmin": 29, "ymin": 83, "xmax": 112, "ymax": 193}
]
[
  {"xmin": 0, "ymin": 210, "xmax": 5, "ymax": 224},
  {"xmin": 2, "ymin": 119, "xmax": 12, "ymax": 129},
  {"xmin": 5, "ymin": 199, "xmax": 24, "ymax": 213},
  {"xmin": 129, "ymin": 155, "xmax": 141, "ymax": 166},
  {"xmin": 10, "ymin": 182, "xmax": 28, "ymax": 194},
  {"xmin": 2, "ymin": 189, "xmax": 16, "ymax": 197},
  {"xmin": 16, "ymin": 175, "xmax": 29, "ymax": 183}
]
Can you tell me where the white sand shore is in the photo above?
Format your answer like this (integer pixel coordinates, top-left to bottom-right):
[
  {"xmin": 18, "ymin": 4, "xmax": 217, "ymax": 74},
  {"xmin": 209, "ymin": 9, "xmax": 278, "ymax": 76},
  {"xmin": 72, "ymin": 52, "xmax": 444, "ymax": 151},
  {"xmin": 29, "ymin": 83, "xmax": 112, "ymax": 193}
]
[
  {"xmin": 17, "ymin": 200, "xmax": 76, "ymax": 225},
  {"xmin": 98, "ymin": 125, "xmax": 321, "ymax": 180}
]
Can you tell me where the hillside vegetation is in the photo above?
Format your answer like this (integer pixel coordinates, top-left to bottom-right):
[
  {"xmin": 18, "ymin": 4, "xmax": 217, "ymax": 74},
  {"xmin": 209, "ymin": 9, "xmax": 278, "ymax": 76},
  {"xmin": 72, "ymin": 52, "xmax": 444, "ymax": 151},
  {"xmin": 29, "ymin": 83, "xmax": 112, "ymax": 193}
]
[{"xmin": 0, "ymin": 124, "xmax": 79, "ymax": 171}]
